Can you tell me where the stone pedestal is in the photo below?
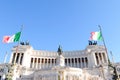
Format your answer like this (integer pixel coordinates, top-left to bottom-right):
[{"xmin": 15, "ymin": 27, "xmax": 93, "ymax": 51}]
[{"xmin": 56, "ymin": 55, "xmax": 65, "ymax": 67}]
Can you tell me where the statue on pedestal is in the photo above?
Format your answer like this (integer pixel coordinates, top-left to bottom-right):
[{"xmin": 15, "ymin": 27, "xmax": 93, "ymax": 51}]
[
  {"xmin": 57, "ymin": 45, "xmax": 63, "ymax": 56},
  {"xmin": 56, "ymin": 45, "xmax": 65, "ymax": 66}
]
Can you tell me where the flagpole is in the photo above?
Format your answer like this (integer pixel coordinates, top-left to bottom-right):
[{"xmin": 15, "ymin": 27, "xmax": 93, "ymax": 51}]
[
  {"xmin": 110, "ymin": 51, "xmax": 114, "ymax": 65},
  {"xmin": 18, "ymin": 25, "xmax": 23, "ymax": 45},
  {"xmin": 13, "ymin": 25, "xmax": 23, "ymax": 64},
  {"xmin": 98, "ymin": 25, "xmax": 110, "ymax": 64}
]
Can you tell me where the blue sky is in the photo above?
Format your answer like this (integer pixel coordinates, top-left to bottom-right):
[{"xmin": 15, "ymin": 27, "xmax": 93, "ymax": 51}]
[{"xmin": 0, "ymin": 0, "xmax": 120, "ymax": 63}]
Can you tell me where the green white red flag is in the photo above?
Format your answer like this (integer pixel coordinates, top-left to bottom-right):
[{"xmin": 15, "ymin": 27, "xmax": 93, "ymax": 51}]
[
  {"xmin": 3, "ymin": 32, "xmax": 21, "ymax": 43},
  {"xmin": 90, "ymin": 31, "xmax": 102, "ymax": 41}
]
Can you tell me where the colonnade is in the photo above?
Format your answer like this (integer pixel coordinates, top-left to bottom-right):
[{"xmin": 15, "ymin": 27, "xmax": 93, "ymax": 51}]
[
  {"xmin": 30, "ymin": 57, "xmax": 88, "ymax": 69},
  {"xmin": 12, "ymin": 53, "xmax": 24, "ymax": 65},
  {"xmin": 65, "ymin": 57, "xmax": 88, "ymax": 68},
  {"xmin": 30, "ymin": 58, "xmax": 57, "ymax": 69},
  {"xmin": 95, "ymin": 52, "xmax": 107, "ymax": 65}
]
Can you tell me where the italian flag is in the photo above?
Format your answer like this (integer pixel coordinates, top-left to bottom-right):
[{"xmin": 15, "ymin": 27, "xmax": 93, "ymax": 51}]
[
  {"xmin": 90, "ymin": 31, "xmax": 102, "ymax": 41},
  {"xmin": 3, "ymin": 32, "xmax": 21, "ymax": 43}
]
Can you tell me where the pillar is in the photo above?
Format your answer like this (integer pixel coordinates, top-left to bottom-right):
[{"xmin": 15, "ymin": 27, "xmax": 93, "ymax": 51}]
[
  {"xmin": 38, "ymin": 58, "xmax": 40, "ymax": 69},
  {"xmin": 70, "ymin": 58, "xmax": 72, "ymax": 67},
  {"xmin": 67, "ymin": 58, "xmax": 68, "ymax": 66},
  {"xmin": 47, "ymin": 58, "xmax": 48, "ymax": 68},
  {"xmin": 101, "ymin": 53, "xmax": 104, "ymax": 63},
  {"xmin": 98, "ymin": 53, "xmax": 101, "ymax": 65},
  {"xmin": 79, "ymin": 58, "xmax": 81, "ymax": 68},
  {"xmin": 72, "ymin": 58, "xmax": 74, "ymax": 67},
  {"xmin": 50, "ymin": 59, "xmax": 52, "ymax": 67},
  {"xmin": 40, "ymin": 58, "xmax": 41, "ymax": 69},
  {"xmin": 68, "ymin": 58, "xmax": 70, "ymax": 66},
  {"xmin": 74, "ymin": 58, "xmax": 75, "ymax": 67},
  {"xmin": 14, "ymin": 53, "xmax": 17, "ymax": 64},
  {"xmin": 30, "ymin": 58, "xmax": 33, "ymax": 68},
  {"xmin": 36, "ymin": 58, "xmax": 38, "ymax": 69},
  {"xmin": 43, "ymin": 58, "xmax": 45, "ymax": 68},
  {"xmin": 32, "ymin": 58, "xmax": 35, "ymax": 68},
  {"xmin": 20, "ymin": 53, "xmax": 23, "ymax": 65},
  {"xmin": 103, "ymin": 53, "xmax": 107, "ymax": 63},
  {"xmin": 95, "ymin": 53, "xmax": 99, "ymax": 65},
  {"xmin": 53, "ymin": 58, "xmax": 55, "ymax": 66},
  {"xmin": 77, "ymin": 58, "xmax": 79, "ymax": 68},
  {"xmin": 11, "ymin": 53, "xmax": 16, "ymax": 63},
  {"xmin": 81, "ymin": 58, "xmax": 83, "ymax": 68},
  {"xmin": 18, "ymin": 53, "xmax": 22, "ymax": 64},
  {"xmin": 75, "ymin": 58, "xmax": 77, "ymax": 67}
]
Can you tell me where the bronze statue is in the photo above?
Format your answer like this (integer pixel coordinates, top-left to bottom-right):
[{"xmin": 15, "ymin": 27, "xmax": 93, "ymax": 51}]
[{"xmin": 57, "ymin": 45, "xmax": 63, "ymax": 56}]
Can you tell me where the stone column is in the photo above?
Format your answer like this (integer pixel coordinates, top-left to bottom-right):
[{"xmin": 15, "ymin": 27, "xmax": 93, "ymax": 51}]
[
  {"xmin": 38, "ymin": 58, "xmax": 40, "ymax": 69},
  {"xmin": 40, "ymin": 58, "xmax": 41, "ymax": 69},
  {"xmin": 43, "ymin": 58, "xmax": 45, "ymax": 69},
  {"xmin": 54, "ymin": 58, "xmax": 55, "ymax": 66},
  {"xmin": 66, "ymin": 58, "xmax": 68, "ymax": 66},
  {"xmin": 79, "ymin": 58, "xmax": 81, "ymax": 68},
  {"xmin": 100, "ymin": 53, "xmax": 104, "ymax": 63},
  {"xmin": 83, "ymin": 58, "xmax": 85, "ymax": 68},
  {"xmin": 18, "ymin": 53, "xmax": 22, "ymax": 64},
  {"xmin": 93, "ymin": 52, "xmax": 97, "ymax": 66},
  {"xmin": 84, "ymin": 58, "xmax": 87, "ymax": 68},
  {"xmin": 95, "ymin": 53, "xmax": 99, "ymax": 65},
  {"xmin": 34, "ymin": 58, "xmax": 37, "ymax": 68},
  {"xmin": 32, "ymin": 58, "xmax": 34, "ymax": 68},
  {"xmin": 77, "ymin": 58, "xmax": 79, "ymax": 68},
  {"xmin": 47, "ymin": 58, "xmax": 48, "ymax": 68},
  {"xmin": 71, "ymin": 58, "xmax": 73, "ymax": 67},
  {"xmin": 81, "ymin": 58, "xmax": 83, "ymax": 68},
  {"xmin": 68, "ymin": 58, "xmax": 70, "ymax": 66},
  {"xmin": 14, "ymin": 53, "xmax": 17, "ymax": 64},
  {"xmin": 98, "ymin": 53, "xmax": 101, "ymax": 65},
  {"xmin": 30, "ymin": 58, "xmax": 32, "ymax": 68},
  {"xmin": 74, "ymin": 58, "xmax": 75, "ymax": 67},
  {"xmin": 70, "ymin": 58, "xmax": 72, "ymax": 67},
  {"xmin": 41, "ymin": 58, "xmax": 43, "ymax": 69},
  {"xmin": 75, "ymin": 58, "xmax": 77, "ymax": 67},
  {"xmin": 50, "ymin": 59, "xmax": 52, "ymax": 67},
  {"xmin": 11, "ymin": 53, "xmax": 15, "ymax": 63},
  {"xmin": 53, "ymin": 59, "xmax": 55, "ymax": 66},
  {"xmin": 10, "ymin": 53, "xmax": 14, "ymax": 63},
  {"xmin": 36, "ymin": 58, "xmax": 38, "ymax": 69},
  {"xmin": 103, "ymin": 53, "xmax": 107, "ymax": 63},
  {"xmin": 86, "ymin": 57, "xmax": 88, "ymax": 68},
  {"xmin": 44, "ymin": 59, "xmax": 47, "ymax": 68}
]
